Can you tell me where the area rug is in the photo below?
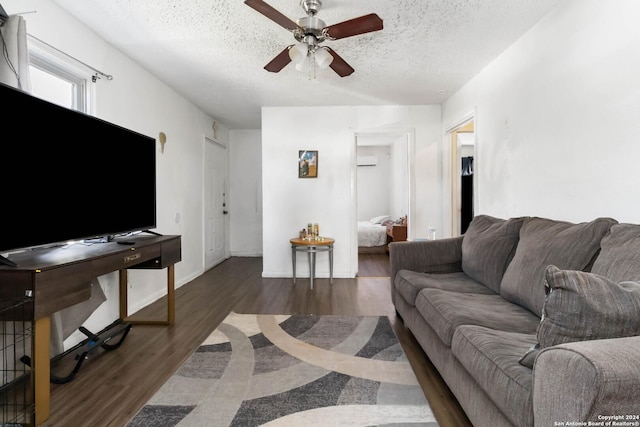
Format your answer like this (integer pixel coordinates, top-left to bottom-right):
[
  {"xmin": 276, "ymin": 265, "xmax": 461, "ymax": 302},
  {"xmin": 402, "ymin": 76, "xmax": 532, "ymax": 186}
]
[{"xmin": 127, "ymin": 312, "xmax": 439, "ymax": 426}]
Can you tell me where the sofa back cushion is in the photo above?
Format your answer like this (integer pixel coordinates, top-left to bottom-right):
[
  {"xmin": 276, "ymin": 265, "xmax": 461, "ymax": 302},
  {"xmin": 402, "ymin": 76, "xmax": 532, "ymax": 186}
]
[
  {"xmin": 500, "ymin": 216, "xmax": 617, "ymax": 316},
  {"xmin": 461, "ymin": 215, "xmax": 526, "ymax": 293},
  {"xmin": 591, "ymin": 223, "xmax": 640, "ymax": 282}
]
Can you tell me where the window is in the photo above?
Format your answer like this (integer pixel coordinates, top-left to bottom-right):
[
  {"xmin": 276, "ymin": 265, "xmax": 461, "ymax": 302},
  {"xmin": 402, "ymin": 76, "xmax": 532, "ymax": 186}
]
[{"xmin": 27, "ymin": 35, "xmax": 93, "ymax": 114}]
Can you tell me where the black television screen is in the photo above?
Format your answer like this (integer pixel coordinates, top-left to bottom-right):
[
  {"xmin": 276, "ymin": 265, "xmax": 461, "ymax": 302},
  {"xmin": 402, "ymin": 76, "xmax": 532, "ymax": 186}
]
[{"xmin": 0, "ymin": 82, "xmax": 156, "ymax": 256}]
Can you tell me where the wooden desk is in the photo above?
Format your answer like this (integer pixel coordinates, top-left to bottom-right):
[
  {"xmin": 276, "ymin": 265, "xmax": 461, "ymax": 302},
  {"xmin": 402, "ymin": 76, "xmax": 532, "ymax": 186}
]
[
  {"xmin": 0, "ymin": 234, "xmax": 181, "ymax": 425},
  {"xmin": 290, "ymin": 237, "xmax": 334, "ymax": 289}
]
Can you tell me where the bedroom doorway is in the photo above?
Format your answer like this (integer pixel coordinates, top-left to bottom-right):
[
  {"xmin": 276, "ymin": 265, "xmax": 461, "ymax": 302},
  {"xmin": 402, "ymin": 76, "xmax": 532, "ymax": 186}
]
[{"xmin": 355, "ymin": 132, "xmax": 412, "ymax": 277}]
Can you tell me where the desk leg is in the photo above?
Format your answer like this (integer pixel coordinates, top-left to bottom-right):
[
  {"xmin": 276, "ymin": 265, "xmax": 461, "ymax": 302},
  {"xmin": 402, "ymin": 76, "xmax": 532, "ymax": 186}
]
[
  {"xmin": 291, "ymin": 246, "xmax": 296, "ymax": 284},
  {"xmin": 329, "ymin": 245, "xmax": 334, "ymax": 284},
  {"xmin": 119, "ymin": 269, "xmax": 128, "ymax": 321},
  {"xmin": 34, "ymin": 316, "xmax": 51, "ymax": 426},
  {"xmin": 167, "ymin": 264, "xmax": 175, "ymax": 325},
  {"xmin": 119, "ymin": 267, "xmax": 176, "ymax": 325}
]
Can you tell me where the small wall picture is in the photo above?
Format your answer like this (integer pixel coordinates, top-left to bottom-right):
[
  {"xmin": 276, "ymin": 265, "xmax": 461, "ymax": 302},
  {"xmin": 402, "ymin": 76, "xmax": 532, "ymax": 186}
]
[{"xmin": 298, "ymin": 150, "xmax": 318, "ymax": 178}]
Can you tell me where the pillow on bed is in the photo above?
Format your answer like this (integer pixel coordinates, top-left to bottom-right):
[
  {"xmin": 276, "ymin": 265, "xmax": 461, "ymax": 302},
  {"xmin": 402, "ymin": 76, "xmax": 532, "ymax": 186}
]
[{"xmin": 370, "ymin": 215, "xmax": 390, "ymax": 224}]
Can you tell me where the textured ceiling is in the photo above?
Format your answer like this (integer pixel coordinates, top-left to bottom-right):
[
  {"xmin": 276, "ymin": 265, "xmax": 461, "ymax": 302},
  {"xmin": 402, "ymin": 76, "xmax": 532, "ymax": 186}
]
[{"xmin": 51, "ymin": 0, "xmax": 562, "ymax": 129}]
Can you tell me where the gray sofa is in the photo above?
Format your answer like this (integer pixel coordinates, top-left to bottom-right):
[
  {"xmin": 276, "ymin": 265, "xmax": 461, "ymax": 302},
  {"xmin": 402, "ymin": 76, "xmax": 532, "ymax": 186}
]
[{"xmin": 390, "ymin": 215, "xmax": 640, "ymax": 427}]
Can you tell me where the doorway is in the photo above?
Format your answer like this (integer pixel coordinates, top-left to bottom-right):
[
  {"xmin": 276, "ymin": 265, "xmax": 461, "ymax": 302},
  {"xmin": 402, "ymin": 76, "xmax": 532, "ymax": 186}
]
[
  {"xmin": 354, "ymin": 132, "xmax": 412, "ymax": 277},
  {"xmin": 447, "ymin": 119, "xmax": 475, "ymax": 236},
  {"xmin": 204, "ymin": 136, "xmax": 228, "ymax": 270}
]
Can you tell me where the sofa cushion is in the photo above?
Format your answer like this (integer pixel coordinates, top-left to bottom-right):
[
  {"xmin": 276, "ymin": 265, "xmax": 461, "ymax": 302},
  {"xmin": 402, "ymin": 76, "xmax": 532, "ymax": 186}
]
[
  {"xmin": 395, "ymin": 270, "xmax": 495, "ymax": 307},
  {"xmin": 415, "ymin": 288, "xmax": 540, "ymax": 347},
  {"xmin": 591, "ymin": 223, "xmax": 640, "ymax": 282},
  {"xmin": 461, "ymin": 215, "xmax": 526, "ymax": 293},
  {"xmin": 537, "ymin": 265, "xmax": 640, "ymax": 349},
  {"xmin": 499, "ymin": 216, "xmax": 617, "ymax": 316},
  {"xmin": 452, "ymin": 325, "xmax": 537, "ymax": 427}
]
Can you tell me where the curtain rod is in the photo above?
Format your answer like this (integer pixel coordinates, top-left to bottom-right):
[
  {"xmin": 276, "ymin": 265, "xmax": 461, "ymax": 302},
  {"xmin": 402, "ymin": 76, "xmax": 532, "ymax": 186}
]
[{"xmin": 27, "ymin": 33, "xmax": 113, "ymax": 81}]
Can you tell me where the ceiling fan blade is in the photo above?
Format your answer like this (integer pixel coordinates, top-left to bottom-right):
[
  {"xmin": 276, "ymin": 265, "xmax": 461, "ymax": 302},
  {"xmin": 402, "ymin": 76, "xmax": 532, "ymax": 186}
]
[
  {"xmin": 325, "ymin": 13, "xmax": 383, "ymax": 40},
  {"xmin": 325, "ymin": 48, "xmax": 354, "ymax": 77},
  {"xmin": 244, "ymin": 0, "xmax": 299, "ymax": 31},
  {"xmin": 264, "ymin": 46, "xmax": 293, "ymax": 73}
]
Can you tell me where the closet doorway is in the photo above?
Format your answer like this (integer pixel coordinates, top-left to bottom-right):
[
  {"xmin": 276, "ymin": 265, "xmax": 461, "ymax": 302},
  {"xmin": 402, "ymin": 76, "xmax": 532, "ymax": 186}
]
[{"xmin": 448, "ymin": 119, "xmax": 475, "ymax": 236}]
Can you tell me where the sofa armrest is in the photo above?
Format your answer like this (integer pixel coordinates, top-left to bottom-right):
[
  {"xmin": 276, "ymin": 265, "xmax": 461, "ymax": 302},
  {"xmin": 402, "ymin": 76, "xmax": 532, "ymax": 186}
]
[
  {"xmin": 389, "ymin": 237, "xmax": 464, "ymax": 285},
  {"xmin": 533, "ymin": 336, "xmax": 640, "ymax": 426}
]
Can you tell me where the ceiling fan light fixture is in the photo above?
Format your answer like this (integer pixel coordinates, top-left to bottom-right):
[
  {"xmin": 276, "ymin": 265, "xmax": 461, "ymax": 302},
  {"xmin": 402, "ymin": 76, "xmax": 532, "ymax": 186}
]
[
  {"xmin": 294, "ymin": 57, "xmax": 310, "ymax": 73},
  {"xmin": 289, "ymin": 42, "xmax": 308, "ymax": 64},
  {"xmin": 314, "ymin": 46, "xmax": 333, "ymax": 69}
]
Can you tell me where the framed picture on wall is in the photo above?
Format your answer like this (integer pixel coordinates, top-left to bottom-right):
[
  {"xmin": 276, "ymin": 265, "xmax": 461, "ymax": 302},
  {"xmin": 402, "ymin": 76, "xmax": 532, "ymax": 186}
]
[{"xmin": 298, "ymin": 150, "xmax": 318, "ymax": 178}]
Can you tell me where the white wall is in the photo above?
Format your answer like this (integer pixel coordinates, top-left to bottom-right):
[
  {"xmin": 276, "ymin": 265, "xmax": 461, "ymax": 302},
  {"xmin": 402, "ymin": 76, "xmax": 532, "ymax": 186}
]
[
  {"xmin": 3, "ymin": 0, "xmax": 229, "ymax": 349},
  {"xmin": 390, "ymin": 135, "xmax": 410, "ymax": 222},
  {"xmin": 357, "ymin": 145, "xmax": 391, "ymax": 221},
  {"xmin": 262, "ymin": 105, "xmax": 441, "ymax": 278},
  {"xmin": 356, "ymin": 139, "xmax": 409, "ymax": 223},
  {"xmin": 442, "ymin": 0, "xmax": 640, "ymax": 224},
  {"xmin": 229, "ymin": 129, "xmax": 263, "ymax": 256}
]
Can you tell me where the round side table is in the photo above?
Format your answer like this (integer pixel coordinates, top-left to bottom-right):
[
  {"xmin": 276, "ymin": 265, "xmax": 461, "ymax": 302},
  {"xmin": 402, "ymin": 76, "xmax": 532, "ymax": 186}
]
[{"xmin": 290, "ymin": 237, "xmax": 334, "ymax": 289}]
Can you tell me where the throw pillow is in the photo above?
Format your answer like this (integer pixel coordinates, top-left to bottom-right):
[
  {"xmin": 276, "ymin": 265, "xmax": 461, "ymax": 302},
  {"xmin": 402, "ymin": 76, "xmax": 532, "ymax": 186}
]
[
  {"xmin": 461, "ymin": 215, "xmax": 526, "ymax": 293},
  {"xmin": 499, "ymin": 216, "xmax": 617, "ymax": 316},
  {"xmin": 538, "ymin": 265, "xmax": 640, "ymax": 349},
  {"xmin": 370, "ymin": 215, "xmax": 390, "ymax": 224}
]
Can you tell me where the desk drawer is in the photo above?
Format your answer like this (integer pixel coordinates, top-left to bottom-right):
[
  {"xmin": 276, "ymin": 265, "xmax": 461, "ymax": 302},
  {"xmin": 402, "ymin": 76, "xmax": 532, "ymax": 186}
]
[
  {"xmin": 91, "ymin": 244, "xmax": 162, "ymax": 275},
  {"xmin": 130, "ymin": 236, "xmax": 181, "ymax": 269},
  {"xmin": 34, "ymin": 263, "xmax": 93, "ymax": 318}
]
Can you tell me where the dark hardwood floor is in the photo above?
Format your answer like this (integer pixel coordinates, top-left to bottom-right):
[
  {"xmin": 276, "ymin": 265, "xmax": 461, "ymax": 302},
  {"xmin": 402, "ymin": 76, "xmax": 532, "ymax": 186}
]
[
  {"xmin": 42, "ymin": 256, "xmax": 471, "ymax": 427},
  {"xmin": 357, "ymin": 252, "xmax": 391, "ymax": 277}
]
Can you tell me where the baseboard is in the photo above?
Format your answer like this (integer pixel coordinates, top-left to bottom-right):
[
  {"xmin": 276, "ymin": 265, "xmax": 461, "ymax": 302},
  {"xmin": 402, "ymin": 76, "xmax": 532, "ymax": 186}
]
[{"xmin": 230, "ymin": 251, "xmax": 262, "ymax": 257}]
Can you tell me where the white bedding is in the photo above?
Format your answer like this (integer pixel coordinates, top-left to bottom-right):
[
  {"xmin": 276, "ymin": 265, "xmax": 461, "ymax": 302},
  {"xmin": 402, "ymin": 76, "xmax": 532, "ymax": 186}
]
[{"xmin": 358, "ymin": 220, "xmax": 388, "ymax": 247}]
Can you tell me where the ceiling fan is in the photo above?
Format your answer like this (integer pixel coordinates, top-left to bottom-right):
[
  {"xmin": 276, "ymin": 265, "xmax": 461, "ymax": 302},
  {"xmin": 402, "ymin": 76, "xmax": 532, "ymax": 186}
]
[{"xmin": 244, "ymin": 0, "xmax": 383, "ymax": 77}]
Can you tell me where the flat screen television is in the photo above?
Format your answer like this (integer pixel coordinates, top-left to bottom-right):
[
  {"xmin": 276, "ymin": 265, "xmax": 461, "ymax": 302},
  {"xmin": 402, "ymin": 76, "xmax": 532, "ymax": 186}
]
[{"xmin": 0, "ymin": 82, "xmax": 156, "ymax": 264}]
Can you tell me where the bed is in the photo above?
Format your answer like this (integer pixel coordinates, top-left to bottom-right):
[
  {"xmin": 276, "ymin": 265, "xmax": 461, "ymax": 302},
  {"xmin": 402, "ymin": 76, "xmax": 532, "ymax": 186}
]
[{"xmin": 358, "ymin": 215, "xmax": 391, "ymax": 253}]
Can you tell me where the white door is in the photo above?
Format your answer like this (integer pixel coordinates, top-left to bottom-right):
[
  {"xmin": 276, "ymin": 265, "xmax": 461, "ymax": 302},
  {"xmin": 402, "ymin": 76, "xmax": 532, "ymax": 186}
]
[{"xmin": 205, "ymin": 137, "xmax": 227, "ymax": 270}]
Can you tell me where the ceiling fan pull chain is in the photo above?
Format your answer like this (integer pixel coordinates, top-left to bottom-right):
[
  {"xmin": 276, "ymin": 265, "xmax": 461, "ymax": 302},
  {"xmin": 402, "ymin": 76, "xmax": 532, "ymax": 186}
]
[{"xmin": 309, "ymin": 50, "xmax": 316, "ymax": 80}]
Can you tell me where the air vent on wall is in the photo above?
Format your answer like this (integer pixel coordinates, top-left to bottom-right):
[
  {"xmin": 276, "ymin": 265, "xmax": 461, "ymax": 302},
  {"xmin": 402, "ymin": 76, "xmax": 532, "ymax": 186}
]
[{"xmin": 357, "ymin": 155, "xmax": 378, "ymax": 167}]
